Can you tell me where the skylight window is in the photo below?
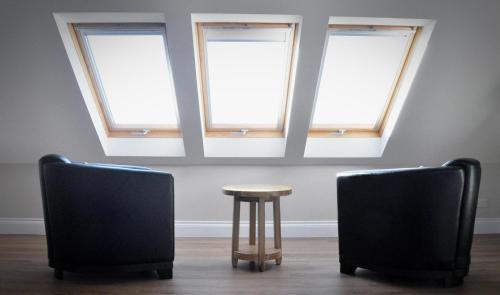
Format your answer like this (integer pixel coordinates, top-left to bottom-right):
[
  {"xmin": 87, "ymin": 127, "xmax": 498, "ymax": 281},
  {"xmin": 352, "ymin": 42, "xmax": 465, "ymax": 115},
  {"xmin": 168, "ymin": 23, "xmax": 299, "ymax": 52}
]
[
  {"xmin": 195, "ymin": 23, "xmax": 298, "ymax": 137},
  {"xmin": 72, "ymin": 24, "xmax": 181, "ymax": 137},
  {"xmin": 310, "ymin": 25, "xmax": 418, "ymax": 137}
]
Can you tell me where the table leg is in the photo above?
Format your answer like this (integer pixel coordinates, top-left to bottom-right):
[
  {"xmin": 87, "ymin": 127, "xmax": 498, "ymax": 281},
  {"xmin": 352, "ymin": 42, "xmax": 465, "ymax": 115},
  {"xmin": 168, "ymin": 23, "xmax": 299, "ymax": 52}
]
[
  {"xmin": 232, "ymin": 197, "xmax": 240, "ymax": 268},
  {"xmin": 249, "ymin": 201, "xmax": 256, "ymax": 246},
  {"xmin": 258, "ymin": 199, "xmax": 265, "ymax": 272},
  {"xmin": 273, "ymin": 198, "xmax": 282, "ymax": 265}
]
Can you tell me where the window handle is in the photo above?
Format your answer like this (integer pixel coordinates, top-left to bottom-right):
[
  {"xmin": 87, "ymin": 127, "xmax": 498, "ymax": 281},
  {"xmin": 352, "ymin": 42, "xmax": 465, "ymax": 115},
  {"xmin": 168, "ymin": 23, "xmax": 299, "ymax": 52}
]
[
  {"xmin": 332, "ymin": 129, "xmax": 347, "ymax": 136},
  {"xmin": 131, "ymin": 129, "xmax": 150, "ymax": 136}
]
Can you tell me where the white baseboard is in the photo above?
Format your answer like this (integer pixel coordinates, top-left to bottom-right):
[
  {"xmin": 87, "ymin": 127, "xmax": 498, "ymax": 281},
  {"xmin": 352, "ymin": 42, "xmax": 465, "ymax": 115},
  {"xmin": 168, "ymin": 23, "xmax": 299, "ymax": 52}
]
[
  {"xmin": 0, "ymin": 218, "xmax": 499, "ymax": 237},
  {"xmin": 175, "ymin": 220, "xmax": 338, "ymax": 237},
  {"xmin": 473, "ymin": 218, "xmax": 500, "ymax": 234},
  {"xmin": 0, "ymin": 218, "xmax": 46, "ymax": 235}
]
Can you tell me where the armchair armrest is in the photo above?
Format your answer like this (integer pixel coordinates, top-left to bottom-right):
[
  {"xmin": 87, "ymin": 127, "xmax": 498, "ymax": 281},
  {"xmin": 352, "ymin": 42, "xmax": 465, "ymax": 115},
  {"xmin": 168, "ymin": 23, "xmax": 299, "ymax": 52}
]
[{"xmin": 83, "ymin": 162, "xmax": 153, "ymax": 171}]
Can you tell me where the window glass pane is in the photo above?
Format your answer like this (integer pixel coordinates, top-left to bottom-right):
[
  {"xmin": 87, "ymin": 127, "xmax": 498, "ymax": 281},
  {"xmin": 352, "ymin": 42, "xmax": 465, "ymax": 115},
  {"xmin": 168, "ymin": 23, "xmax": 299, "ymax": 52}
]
[
  {"xmin": 86, "ymin": 33, "xmax": 178, "ymax": 128},
  {"xmin": 204, "ymin": 29, "xmax": 290, "ymax": 128},
  {"xmin": 312, "ymin": 30, "xmax": 411, "ymax": 128}
]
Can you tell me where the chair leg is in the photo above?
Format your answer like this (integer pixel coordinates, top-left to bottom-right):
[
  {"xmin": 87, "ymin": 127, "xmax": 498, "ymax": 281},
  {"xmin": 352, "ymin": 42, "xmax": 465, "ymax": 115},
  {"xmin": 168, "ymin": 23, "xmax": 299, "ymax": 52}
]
[
  {"xmin": 443, "ymin": 274, "xmax": 463, "ymax": 288},
  {"xmin": 157, "ymin": 268, "xmax": 173, "ymax": 280},
  {"xmin": 340, "ymin": 263, "xmax": 357, "ymax": 275},
  {"xmin": 54, "ymin": 269, "xmax": 63, "ymax": 280}
]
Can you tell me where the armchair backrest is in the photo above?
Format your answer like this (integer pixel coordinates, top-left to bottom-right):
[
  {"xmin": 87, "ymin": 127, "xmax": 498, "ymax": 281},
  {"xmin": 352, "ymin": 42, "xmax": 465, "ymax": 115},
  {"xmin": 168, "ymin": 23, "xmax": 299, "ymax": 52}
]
[
  {"xmin": 39, "ymin": 154, "xmax": 71, "ymax": 261},
  {"xmin": 443, "ymin": 159, "xmax": 481, "ymax": 270}
]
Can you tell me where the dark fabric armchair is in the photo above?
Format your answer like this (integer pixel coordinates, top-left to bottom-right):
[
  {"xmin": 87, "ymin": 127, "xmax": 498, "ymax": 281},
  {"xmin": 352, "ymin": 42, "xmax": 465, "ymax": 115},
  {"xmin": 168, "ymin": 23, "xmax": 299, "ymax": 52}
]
[
  {"xmin": 39, "ymin": 154, "xmax": 174, "ymax": 280},
  {"xmin": 337, "ymin": 159, "xmax": 481, "ymax": 287}
]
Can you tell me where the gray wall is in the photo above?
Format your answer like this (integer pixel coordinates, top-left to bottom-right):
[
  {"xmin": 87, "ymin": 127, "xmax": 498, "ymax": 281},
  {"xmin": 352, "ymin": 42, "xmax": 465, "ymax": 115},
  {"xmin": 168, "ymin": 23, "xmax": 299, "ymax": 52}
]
[
  {"xmin": 1, "ymin": 0, "xmax": 500, "ymax": 220},
  {"xmin": 0, "ymin": 0, "xmax": 500, "ymax": 165},
  {"xmin": 2, "ymin": 163, "xmax": 499, "ymax": 221}
]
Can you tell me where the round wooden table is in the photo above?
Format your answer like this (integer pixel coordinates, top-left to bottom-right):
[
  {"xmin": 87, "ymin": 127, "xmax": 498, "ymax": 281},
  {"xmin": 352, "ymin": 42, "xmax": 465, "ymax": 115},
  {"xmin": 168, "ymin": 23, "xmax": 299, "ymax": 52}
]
[{"xmin": 222, "ymin": 185, "xmax": 292, "ymax": 272}]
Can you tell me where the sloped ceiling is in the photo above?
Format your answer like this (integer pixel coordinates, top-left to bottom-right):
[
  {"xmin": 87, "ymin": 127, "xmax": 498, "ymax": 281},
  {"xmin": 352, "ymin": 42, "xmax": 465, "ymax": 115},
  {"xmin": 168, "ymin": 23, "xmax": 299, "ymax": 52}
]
[{"xmin": 0, "ymin": 0, "xmax": 499, "ymax": 165}]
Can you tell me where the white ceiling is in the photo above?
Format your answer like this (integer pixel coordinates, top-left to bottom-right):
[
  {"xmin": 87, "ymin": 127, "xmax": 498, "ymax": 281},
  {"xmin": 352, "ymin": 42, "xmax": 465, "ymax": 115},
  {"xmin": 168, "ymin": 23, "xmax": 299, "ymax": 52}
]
[{"xmin": 1, "ymin": 0, "xmax": 499, "ymax": 166}]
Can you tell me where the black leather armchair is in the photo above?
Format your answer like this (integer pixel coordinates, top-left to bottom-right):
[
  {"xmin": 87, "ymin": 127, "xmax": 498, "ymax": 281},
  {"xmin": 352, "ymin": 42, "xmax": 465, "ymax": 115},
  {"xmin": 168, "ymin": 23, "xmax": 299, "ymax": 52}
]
[
  {"xmin": 337, "ymin": 159, "xmax": 481, "ymax": 287},
  {"xmin": 39, "ymin": 154, "xmax": 174, "ymax": 280}
]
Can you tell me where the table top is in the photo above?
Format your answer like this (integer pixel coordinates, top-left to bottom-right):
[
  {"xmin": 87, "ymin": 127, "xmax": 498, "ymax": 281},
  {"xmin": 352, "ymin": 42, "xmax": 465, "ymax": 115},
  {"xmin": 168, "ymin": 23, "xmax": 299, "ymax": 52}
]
[{"xmin": 222, "ymin": 184, "xmax": 292, "ymax": 198}]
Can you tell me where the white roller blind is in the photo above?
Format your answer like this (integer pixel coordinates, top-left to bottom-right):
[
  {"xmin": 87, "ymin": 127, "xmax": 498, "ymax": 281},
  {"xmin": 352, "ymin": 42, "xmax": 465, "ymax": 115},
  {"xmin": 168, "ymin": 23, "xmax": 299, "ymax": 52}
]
[
  {"xmin": 83, "ymin": 29, "xmax": 179, "ymax": 129},
  {"xmin": 312, "ymin": 28, "xmax": 413, "ymax": 129}
]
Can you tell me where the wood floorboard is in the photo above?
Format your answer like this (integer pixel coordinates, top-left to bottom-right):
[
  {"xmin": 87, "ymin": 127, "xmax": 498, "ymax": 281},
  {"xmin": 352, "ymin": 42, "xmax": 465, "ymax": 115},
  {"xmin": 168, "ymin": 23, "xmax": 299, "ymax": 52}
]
[{"xmin": 1, "ymin": 235, "xmax": 500, "ymax": 294}]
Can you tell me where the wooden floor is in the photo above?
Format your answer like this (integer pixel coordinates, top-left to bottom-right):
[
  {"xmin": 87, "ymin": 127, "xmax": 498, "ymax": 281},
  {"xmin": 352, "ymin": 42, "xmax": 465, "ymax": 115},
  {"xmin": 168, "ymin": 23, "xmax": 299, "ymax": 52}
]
[{"xmin": 1, "ymin": 235, "xmax": 500, "ymax": 294}]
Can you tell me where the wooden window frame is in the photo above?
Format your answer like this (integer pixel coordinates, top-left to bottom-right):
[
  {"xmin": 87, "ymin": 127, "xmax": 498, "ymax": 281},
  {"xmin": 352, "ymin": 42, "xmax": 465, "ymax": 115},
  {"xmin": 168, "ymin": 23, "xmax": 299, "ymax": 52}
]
[
  {"xmin": 69, "ymin": 23, "xmax": 181, "ymax": 138},
  {"xmin": 195, "ymin": 22, "xmax": 299, "ymax": 138},
  {"xmin": 309, "ymin": 24, "xmax": 422, "ymax": 138}
]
